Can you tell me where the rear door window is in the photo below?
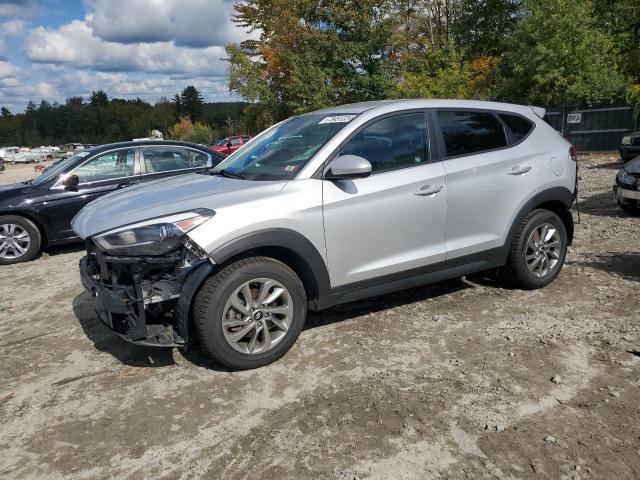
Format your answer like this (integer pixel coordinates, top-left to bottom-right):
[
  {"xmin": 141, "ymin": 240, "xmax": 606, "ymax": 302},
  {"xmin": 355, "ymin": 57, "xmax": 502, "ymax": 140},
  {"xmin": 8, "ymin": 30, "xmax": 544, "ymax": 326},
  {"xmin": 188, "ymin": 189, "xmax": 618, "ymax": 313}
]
[
  {"xmin": 142, "ymin": 146, "xmax": 208, "ymax": 173},
  {"xmin": 498, "ymin": 113, "xmax": 535, "ymax": 142},
  {"xmin": 436, "ymin": 111, "xmax": 507, "ymax": 157}
]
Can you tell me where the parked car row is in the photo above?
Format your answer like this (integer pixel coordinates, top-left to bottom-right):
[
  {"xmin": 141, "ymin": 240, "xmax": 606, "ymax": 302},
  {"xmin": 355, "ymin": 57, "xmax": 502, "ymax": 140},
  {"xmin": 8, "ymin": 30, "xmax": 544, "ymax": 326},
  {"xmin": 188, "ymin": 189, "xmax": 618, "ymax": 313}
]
[{"xmin": 0, "ymin": 141, "xmax": 224, "ymax": 264}]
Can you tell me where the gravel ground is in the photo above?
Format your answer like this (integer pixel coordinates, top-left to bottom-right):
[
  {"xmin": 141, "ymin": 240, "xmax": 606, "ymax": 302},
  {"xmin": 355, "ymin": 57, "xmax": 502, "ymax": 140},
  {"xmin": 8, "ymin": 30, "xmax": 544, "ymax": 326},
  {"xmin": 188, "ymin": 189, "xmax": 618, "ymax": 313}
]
[{"xmin": 1, "ymin": 155, "xmax": 639, "ymax": 480}]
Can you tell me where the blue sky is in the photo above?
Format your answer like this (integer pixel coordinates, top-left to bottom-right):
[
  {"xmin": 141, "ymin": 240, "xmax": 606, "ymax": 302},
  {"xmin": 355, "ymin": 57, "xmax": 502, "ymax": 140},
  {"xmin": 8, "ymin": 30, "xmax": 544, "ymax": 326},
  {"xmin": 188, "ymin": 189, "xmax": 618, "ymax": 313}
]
[{"xmin": 0, "ymin": 0, "xmax": 252, "ymax": 112}]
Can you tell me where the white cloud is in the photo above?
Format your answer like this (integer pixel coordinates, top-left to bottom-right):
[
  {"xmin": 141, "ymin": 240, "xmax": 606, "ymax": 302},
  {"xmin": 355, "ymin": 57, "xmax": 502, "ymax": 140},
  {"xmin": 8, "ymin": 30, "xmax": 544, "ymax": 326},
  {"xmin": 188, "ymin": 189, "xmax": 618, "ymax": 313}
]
[
  {"xmin": 0, "ymin": 63, "xmax": 237, "ymax": 112},
  {"xmin": 0, "ymin": 0, "xmax": 37, "ymax": 18},
  {"xmin": 25, "ymin": 19, "xmax": 229, "ymax": 75},
  {"xmin": 0, "ymin": 59, "xmax": 19, "ymax": 78},
  {"xmin": 85, "ymin": 0, "xmax": 249, "ymax": 48},
  {"xmin": 1, "ymin": 18, "xmax": 25, "ymax": 35}
]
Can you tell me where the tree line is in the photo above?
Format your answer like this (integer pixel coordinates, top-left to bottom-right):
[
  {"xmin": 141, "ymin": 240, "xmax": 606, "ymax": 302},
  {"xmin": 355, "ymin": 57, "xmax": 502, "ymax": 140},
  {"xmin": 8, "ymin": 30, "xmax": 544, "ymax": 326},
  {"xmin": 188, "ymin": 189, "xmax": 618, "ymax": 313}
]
[
  {"xmin": 0, "ymin": 86, "xmax": 247, "ymax": 147},
  {"xmin": 2, "ymin": 0, "xmax": 639, "ymax": 146},
  {"xmin": 227, "ymin": 0, "xmax": 640, "ymax": 129}
]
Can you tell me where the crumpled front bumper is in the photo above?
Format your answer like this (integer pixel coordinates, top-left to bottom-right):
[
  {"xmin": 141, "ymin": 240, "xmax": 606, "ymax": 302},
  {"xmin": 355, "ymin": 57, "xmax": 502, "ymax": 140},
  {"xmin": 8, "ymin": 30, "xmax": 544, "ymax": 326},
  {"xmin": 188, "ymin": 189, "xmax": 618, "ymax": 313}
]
[{"xmin": 79, "ymin": 243, "xmax": 211, "ymax": 348}]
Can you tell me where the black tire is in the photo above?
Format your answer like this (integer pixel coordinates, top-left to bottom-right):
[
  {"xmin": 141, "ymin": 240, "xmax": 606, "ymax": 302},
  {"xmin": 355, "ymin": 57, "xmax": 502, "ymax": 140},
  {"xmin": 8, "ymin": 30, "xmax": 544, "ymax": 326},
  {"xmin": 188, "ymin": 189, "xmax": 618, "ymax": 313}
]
[
  {"xmin": 0, "ymin": 215, "xmax": 41, "ymax": 265},
  {"xmin": 500, "ymin": 209, "xmax": 568, "ymax": 289},
  {"xmin": 194, "ymin": 256, "xmax": 307, "ymax": 370},
  {"xmin": 620, "ymin": 203, "xmax": 640, "ymax": 216}
]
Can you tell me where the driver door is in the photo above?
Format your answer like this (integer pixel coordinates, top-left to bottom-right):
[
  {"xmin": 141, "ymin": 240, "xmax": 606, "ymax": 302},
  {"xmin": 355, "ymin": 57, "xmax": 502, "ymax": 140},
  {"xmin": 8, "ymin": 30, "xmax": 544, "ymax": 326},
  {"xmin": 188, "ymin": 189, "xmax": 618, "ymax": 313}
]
[
  {"xmin": 42, "ymin": 147, "xmax": 139, "ymax": 240},
  {"xmin": 322, "ymin": 112, "xmax": 448, "ymax": 288}
]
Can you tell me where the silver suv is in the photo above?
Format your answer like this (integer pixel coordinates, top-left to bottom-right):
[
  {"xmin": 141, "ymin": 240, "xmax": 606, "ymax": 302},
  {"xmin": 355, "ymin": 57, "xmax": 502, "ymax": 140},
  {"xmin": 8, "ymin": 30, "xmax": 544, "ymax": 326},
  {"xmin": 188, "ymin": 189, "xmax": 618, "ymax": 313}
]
[{"xmin": 73, "ymin": 100, "xmax": 577, "ymax": 370}]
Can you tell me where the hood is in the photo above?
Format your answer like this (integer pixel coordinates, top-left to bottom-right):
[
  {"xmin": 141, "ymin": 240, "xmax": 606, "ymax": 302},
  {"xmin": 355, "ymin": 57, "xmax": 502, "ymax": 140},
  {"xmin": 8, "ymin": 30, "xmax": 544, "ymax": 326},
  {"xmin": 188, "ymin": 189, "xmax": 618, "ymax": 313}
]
[
  {"xmin": 624, "ymin": 156, "xmax": 640, "ymax": 174},
  {"xmin": 71, "ymin": 173, "xmax": 287, "ymax": 238},
  {"xmin": 0, "ymin": 181, "xmax": 45, "ymax": 207}
]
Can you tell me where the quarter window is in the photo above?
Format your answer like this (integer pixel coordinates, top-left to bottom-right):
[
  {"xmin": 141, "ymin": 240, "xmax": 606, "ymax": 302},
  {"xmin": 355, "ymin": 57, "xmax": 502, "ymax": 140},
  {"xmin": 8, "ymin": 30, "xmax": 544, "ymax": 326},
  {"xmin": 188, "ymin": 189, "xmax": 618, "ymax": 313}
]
[
  {"xmin": 437, "ymin": 111, "xmax": 507, "ymax": 157},
  {"xmin": 499, "ymin": 113, "xmax": 534, "ymax": 142},
  {"xmin": 73, "ymin": 148, "xmax": 135, "ymax": 183},
  {"xmin": 340, "ymin": 113, "xmax": 429, "ymax": 174},
  {"xmin": 143, "ymin": 147, "xmax": 208, "ymax": 173}
]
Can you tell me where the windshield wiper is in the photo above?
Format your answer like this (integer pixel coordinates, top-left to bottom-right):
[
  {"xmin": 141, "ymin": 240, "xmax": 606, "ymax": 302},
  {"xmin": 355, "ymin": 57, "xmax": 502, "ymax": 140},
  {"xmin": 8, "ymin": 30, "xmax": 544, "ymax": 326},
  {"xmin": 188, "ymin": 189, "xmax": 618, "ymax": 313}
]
[
  {"xmin": 211, "ymin": 169, "xmax": 245, "ymax": 180},
  {"xmin": 22, "ymin": 179, "xmax": 33, "ymax": 185}
]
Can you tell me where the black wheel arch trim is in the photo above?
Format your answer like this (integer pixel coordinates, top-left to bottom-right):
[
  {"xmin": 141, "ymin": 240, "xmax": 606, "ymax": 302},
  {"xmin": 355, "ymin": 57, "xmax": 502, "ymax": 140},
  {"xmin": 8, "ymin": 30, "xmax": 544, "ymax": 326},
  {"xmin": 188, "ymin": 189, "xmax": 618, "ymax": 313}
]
[
  {"xmin": 210, "ymin": 228, "xmax": 331, "ymax": 307},
  {"xmin": 504, "ymin": 187, "xmax": 574, "ymax": 252},
  {"xmin": 176, "ymin": 261, "xmax": 214, "ymax": 348}
]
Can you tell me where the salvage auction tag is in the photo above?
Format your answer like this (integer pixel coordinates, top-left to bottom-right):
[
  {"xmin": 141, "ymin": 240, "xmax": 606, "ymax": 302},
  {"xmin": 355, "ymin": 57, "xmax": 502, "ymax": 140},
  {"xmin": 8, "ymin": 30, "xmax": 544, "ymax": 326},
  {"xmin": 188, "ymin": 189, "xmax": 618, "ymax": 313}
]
[{"xmin": 319, "ymin": 115, "xmax": 356, "ymax": 124}]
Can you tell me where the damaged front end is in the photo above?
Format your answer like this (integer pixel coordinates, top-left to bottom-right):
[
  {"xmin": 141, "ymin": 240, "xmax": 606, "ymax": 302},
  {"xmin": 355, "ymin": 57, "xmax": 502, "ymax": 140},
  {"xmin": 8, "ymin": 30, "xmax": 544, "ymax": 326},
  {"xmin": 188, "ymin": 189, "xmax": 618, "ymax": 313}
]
[{"xmin": 77, "ymin": 210, "xmax": 215, "ymax": 347}]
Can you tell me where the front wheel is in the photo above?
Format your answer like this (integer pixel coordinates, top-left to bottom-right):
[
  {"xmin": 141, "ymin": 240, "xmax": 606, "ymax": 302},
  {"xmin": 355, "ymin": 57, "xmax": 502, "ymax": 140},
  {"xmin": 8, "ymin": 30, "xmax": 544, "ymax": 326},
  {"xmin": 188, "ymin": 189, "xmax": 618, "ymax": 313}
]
[
  {"xmin": 0, "ymin": 215, "xmax": 41, "ymax": 265},
  {"xmin": 193, "ymin": 256, "xmax": 307, "ymax": 370},
  {"xmin": 501, "ymin": 209, "xmax": 568, "ymax": 289}
]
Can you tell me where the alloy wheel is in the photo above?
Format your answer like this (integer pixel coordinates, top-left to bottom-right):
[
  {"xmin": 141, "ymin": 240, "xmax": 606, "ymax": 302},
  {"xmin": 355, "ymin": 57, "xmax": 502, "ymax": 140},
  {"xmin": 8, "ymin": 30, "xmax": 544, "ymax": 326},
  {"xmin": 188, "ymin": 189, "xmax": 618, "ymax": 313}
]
[
  {"xmin": 0, "ymin": 223, "xmax": 31, "ymax": 260},
  {"xmin": 221, "ymin": 277, "xmax": 293, "ymax": 354},
  {"xmin": 525, "ymin": 223, "xmax": 562, "ymax": 278}
]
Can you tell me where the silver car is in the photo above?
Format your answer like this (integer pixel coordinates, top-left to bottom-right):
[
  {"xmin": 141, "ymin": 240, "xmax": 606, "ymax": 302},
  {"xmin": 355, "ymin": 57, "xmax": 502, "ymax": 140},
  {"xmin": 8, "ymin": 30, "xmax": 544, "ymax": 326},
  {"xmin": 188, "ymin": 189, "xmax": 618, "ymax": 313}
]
[{"xmin": 73, "ymin": 99, "xmax": 578, "ymax": 370}]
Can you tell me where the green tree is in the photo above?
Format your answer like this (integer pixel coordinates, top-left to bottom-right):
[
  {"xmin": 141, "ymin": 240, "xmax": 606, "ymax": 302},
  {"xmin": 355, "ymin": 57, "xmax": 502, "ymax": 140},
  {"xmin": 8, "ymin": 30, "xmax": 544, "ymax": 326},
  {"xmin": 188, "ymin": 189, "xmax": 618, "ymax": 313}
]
[
  {"xmin": 179, "ymin": 86, "xmax": 204, "ymax": 121},
  {"xmin": 500, "ymin": 0, "xmax": 629, "ymax": 105},
  {"xmin": 172, "ymin": 93, "xmax": 182, "ymax": 120},
  {"xmin": 1, "ymin": 107, "xmax": 11, "ymax": 117},
  {"xmin": 592, "ymin": 0, "xmax": 640, "ymax": 82},
  {"xmin": 89, "ymin": 90, "xmax": 109, "ymax": 107},
  {"xmin": 186, "ymin": 122, "xmax": 213, "ymax": 144},
  {"xmin": 453, "ymin": 0, "xmax": 521, "ymax": 57},
  {"xmin": 227, "ymin": 0, "xmax": 397, "ymax": 120}
]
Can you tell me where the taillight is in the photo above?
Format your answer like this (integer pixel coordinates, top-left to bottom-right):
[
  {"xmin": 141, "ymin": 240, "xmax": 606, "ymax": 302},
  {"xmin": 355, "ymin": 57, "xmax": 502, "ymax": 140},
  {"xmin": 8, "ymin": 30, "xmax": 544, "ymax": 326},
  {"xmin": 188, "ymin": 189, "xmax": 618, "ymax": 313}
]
[{"xmin": 569, "ymin": 145, "xmax": 577, "ymax": 162}]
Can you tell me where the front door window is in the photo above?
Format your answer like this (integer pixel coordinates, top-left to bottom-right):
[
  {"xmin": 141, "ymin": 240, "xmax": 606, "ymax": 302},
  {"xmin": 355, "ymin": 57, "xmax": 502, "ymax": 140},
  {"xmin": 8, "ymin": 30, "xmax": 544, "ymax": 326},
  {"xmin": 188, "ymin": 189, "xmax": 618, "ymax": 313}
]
[{"xmin": 73, "ymin": 148, "xmax": 135, "ymax": 183}]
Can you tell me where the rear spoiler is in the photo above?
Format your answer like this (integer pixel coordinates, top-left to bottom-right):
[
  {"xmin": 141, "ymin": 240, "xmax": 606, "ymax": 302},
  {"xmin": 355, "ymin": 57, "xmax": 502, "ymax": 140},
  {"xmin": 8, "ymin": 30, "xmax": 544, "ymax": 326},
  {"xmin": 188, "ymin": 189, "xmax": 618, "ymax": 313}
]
[{"xmin": 530, "ymin": 106, "xmax": 546, "ymax": 118}]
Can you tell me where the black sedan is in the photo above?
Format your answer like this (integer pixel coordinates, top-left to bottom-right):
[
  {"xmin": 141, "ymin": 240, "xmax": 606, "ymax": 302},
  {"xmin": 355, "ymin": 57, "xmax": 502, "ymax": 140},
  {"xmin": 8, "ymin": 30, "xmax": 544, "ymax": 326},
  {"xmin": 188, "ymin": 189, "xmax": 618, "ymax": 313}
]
[
  {"xmin": 614, "ymin": 156, "xmax": 640, "ymax": 213},
  {"xmin": 0, "ymin": 140, "xmax": 223, "ymax": 264}
]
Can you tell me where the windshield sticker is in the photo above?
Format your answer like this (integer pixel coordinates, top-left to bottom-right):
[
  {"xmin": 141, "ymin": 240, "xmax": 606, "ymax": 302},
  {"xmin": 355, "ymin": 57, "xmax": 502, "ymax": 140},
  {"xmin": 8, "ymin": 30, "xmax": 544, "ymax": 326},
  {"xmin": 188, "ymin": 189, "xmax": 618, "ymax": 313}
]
[
  {"xmin": 318, "ymin": 115, "xmax": 356, "ymax": 124},
  {"xmin": 283, "ymin": 165, "xmax": 297, "ymax": 172}
]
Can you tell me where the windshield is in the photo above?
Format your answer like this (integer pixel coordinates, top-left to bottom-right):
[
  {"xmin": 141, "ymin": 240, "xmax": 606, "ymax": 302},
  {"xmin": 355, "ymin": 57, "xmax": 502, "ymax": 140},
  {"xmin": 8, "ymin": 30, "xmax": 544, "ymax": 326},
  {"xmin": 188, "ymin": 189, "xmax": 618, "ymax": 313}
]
[
  {"xmin": 215, "ymin": 137, "xmax": 230, "ymax": 146},
  {"xmin": 31, "ymin": 151, "xmax": 90, "ymax": 185},
  {"xmin": 213, "ymin": 113, "xmax": 356, "ymax": 181}
]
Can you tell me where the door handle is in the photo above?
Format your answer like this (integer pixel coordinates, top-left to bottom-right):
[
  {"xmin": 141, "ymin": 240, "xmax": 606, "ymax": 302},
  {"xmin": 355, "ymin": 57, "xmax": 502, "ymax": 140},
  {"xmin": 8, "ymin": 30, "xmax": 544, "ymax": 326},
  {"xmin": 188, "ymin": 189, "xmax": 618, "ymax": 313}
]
[
  {"xmin": 414, "ymin": 184, "xmax": 443, "ymax": 196},
  {"xmin": 508, "ymin": 165, "xmax": 532, "ymax": 175}
]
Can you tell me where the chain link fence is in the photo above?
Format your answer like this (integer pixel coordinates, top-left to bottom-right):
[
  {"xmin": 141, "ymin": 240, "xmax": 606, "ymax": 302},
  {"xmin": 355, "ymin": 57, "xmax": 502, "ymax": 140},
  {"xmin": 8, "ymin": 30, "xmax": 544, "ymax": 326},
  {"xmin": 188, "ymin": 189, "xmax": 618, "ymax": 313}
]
[{"xmin": 543, "ymin": 105, "xmax": 639, "ymax": 152}]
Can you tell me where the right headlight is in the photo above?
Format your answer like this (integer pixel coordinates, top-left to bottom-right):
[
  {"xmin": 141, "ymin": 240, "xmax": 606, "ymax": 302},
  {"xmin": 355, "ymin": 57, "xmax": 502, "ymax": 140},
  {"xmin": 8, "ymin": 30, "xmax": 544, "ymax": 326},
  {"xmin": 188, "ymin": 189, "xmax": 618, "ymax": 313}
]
[
  {"xmin": 621, "ymin": 136, "xmax": 632, "ymax": 146},
  {"xmin": 93, "ymin": 209, "xmax": 214, "ymax": 256}
]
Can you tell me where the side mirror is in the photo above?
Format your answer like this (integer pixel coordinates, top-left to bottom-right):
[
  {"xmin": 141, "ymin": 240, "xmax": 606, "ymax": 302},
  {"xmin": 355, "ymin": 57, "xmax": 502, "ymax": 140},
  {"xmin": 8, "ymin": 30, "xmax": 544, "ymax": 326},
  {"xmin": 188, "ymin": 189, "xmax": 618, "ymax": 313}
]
[
  {"xmin": 326, "ymin": 155, "xmax": 372, "ymax": 180},
  {"xmin": 226, "ymin": 142, "xmax": 233, "ymax": 149},
  {"xmin": 63, "ymin": 174, "xmax": 79, "ymax": 190}
]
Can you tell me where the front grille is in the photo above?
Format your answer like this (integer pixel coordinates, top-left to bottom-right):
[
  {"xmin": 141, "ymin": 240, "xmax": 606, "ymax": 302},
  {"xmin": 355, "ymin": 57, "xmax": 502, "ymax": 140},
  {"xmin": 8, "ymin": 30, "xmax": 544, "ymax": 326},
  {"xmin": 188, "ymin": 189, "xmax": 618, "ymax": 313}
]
[{"xmin": 633, "ymin": 137, "xmax": 640, "ymax": 146}]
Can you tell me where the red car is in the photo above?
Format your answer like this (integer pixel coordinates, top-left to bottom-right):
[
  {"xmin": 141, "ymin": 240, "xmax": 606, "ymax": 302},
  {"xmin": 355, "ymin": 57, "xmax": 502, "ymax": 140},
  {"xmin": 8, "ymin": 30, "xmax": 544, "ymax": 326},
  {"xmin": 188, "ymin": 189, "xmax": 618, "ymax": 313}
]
[{"xmin": 211, "ymin": 135, "xmax": 252, "ymax": 156}]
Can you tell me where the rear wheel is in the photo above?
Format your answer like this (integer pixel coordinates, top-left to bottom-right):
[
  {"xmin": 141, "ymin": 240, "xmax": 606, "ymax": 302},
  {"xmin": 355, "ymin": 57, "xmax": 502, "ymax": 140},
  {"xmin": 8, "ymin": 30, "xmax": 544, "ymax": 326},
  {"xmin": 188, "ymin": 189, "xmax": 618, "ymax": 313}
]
[
  {"xmin": 0, "ymin": 215, "xmax": 41, "ymax": 265},
  {"xmin": 194, "ymin": 256, "xmax": 307, "ymax": 370},
  {"xmin": 501, "ymin": 209, "xmax": 568, "ymax": 289}
]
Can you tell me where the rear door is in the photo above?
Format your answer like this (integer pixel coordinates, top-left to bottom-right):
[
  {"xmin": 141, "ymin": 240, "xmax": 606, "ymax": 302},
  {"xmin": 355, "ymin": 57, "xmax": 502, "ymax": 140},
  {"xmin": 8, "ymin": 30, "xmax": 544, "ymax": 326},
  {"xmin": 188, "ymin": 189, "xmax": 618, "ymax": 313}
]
[
  {"xmin": 43, "ymin": 146, "xmax": 139, "ymax": 240},
  {"xmin": 322, "ymin": 111, "xmax": 447, "ymax": 288},
  {"xmin": 434, "ymin": 109, "xmax": 538, "ymax": 261},
  {"xmin": 139, "ymin": 145, "xmax": 213, "ymax": 183}
]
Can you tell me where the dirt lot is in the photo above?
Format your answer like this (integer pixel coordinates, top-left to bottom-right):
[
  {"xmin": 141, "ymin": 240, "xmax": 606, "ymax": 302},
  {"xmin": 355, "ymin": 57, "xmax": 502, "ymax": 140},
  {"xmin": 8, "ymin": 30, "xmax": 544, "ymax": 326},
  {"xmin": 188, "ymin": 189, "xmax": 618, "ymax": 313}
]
[{"xmin": 1, "ymin": 155, "xmax": 639, "ymax": 480}]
